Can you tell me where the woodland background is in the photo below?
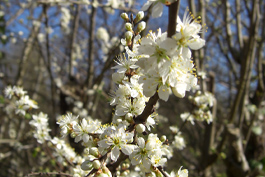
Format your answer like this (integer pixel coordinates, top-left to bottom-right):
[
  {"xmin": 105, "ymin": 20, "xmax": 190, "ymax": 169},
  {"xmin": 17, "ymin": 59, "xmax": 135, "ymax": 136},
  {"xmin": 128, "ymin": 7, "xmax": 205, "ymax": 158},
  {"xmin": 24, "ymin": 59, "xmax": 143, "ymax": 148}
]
[{"xmin": 0, "ymin": 0, "xmax": 265, "ymax": 177}]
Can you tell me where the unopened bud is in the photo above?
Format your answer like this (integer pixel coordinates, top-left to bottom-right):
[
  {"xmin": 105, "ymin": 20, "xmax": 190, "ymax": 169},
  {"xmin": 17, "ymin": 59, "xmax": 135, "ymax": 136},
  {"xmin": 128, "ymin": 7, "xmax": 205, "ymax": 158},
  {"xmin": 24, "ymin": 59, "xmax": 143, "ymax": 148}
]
[
  {"xmin": 125, "ymin": 22, "xmax": 133, "ymax": 31},
  {"xmin": 134, "ymin": 11, "xmax": 144, "ymax": 23},
  {"xmin": 125, "ymin": 113, "xmax": 133, "ymax": 122},
  {"xmin": 93, "ymin": 160, "xmax": 101, "ymax": 169},
  {"xmin": 154, "ymin": 169, "xmax": 163, "ymax": 177},
  {"xmin": 95, "ymin": 174, "xmax": 108, "ymax": 177},
  {"xmin": 121, "ymin": 171, "xmax": 129, "ymax": 176},
  {"xmin": 136, "ymin": 124, "xmax": 146, "ymax": 133},
  {"xmin": 136, "ymin": 21, "xmax": 146, "ymax": 34},
  {"xmin": 160, "ymin": 135, "xmax": 167, "ymax": 142},
  {"xmin": 125, "ymin": 31, "xmax": 133, "ymax": 44},
  {"xmin": 121, "ymin": 13, "xmax": 129, "ymax": 22},
  {"xmin": 81, "ymin": 160, "xmax": 93, "ymax": 171},
  {"xmin": 102, "ymin": 166, "xmax": 111, "ymax": 176},
  {"xmin": 70, "ymin": 132, "xmax": 76, "ymax": 138},
  {"xmin": 125, "ymin": 163, "xmax": 130, "ymax": 169},
  {"xmin": 89, "ymin": 147, "xmax": 99, "ymax": 157}
]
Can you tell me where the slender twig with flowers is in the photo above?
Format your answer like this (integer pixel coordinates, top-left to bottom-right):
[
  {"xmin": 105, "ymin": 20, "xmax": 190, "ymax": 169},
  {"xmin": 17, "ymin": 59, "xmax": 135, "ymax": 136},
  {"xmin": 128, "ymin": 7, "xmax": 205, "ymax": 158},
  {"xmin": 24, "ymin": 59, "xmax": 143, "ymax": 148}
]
[{"xmin": 2, "ymin": 0, "xmax": 209, "ymax": 176}]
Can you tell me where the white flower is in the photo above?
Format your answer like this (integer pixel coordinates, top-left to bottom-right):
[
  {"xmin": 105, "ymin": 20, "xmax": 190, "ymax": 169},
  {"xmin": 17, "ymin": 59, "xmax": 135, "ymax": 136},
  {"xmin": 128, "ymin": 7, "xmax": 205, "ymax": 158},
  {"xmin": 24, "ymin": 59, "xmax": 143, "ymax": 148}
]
[
  {"xmin": 172, "ymin": 135, "xmax": 186, "ymax": 150},
  {"xmin": 180, "ymin": 112, "xmax": 195, "ymax": 125},
  {"xmin": 146, "ymin": 116, "xmax": 155, "ymax": 131},
  {"xmin": 137, "ymin": 29, "xmax": 177, "ymax": 72},
  {"xmin": 112, "ymin": 54, "xmax": 138, "ymax": 74},
  {"xmin": 173, "ymin": 9, "xmax": 205, "ymax": 51},
  {"xmin": 4, "ymin": 86, "xmax": 14, "ymax": 99},
  {"xmin": 15, "ymin": 95, "xmax": 38, "ymax": 115},
  {"xmin": 98, "ymin": 126, "xmax": 135, "ymax": 162},
  {"xmin": 57, "ymin": 113, "xmax": 79, "ymax": 137},
  {"xmin": 30, "ymin": 112, "xmax": 51, "ymax": 143},
  {"xmin": 115, "ymin": 97, "xmax": 145, "ymax": 117},
  {"xmin": 142, "ymin": 0, "xmax": 176, "ymax": 18},
  {"xmin": 121, "ymin": 34, "xmax": 141, "ymax": 57},
  {"xmin": 178, "ymin": 166, "xmax": 188, "ymax": 177},
  {"xmin": 129, "ymin": 137, "xmax": 151, "ymax": 169},
  {"xmin": 97, "ymin": 27, "xmax": 109, "ymax": 43},
  {"xmin": 139, "ymin": 69, "xmax": 171, "ymax": 101},
  {"xmin": 170, "ymin": 166, "xmax": 188, "ymax": 177},
  {"xmin": 73, "ymin": 118, "xmax": 101, "ymax": 143}
]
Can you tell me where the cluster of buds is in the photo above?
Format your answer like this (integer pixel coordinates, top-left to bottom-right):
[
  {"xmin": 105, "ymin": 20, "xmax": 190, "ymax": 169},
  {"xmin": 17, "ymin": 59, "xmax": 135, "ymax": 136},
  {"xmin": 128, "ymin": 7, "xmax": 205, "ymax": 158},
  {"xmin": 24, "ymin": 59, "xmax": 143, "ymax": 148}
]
[
  {"xmin": 4, "ymin": 86, "xmax": 38, "ymax": 116},
  {"xmin": 121, "ymin": 11, "xmax": 145, "ymax": 47},
  {"xmin": 181, "ymin": 91, "xmax": 215, "ymax": 124}
]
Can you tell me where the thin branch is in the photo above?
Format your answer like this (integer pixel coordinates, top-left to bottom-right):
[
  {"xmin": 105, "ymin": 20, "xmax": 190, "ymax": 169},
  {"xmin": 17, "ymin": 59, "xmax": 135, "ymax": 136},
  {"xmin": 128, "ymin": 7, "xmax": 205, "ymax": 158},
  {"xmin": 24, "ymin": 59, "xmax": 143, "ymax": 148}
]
[
  {"xmin": 43, "ymin": 4, "xmax": 57, "ymax": 121},
  {"xmin": 235, "ymin": 0, "xmax": 244, "ymax": 49},
  {"xmin": 69, "ymin": 4, "xmax": 81, "ymax": 79},
  {"xmin": 86, "ymin": 2, "xmax": 97, "ymax": 89},
  {"xmin": 15, "ymin": 12, "xmax": 43, "ymax": 85},
  {"xmin": 6, "ymin": 2, "xmax": 32, "ymax": 26}
]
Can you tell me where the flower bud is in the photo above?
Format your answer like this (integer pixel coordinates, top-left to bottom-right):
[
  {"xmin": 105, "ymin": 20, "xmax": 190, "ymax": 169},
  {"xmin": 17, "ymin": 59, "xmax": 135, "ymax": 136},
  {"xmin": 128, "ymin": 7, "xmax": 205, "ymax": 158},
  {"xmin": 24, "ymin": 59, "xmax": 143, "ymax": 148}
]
[
  {"xmin": 81, "ymin": 160, "xmax": 93, "ymax": 171},
  {"xmin": 160, "ymin": 135, "xmax": 167, "ymax": 142},
  {"xmin": 121, "ymin": 13, "xmax": 129, "ymax": 22},
  {"xmin": 136, "ymin": 21, "xmax": 146, "ymax": 34},
  {"xmin": 93, "ymin": 160, "xmax": 101, "ymax": 169},
  {"xmin": 125, "ymin": 22, "xmax": 133, "ymax": 31},
  {"xmin": 125, "ymin": 31, "xmax": 133, "ymax": 45},
  {"xmin": 102, "ymin": 166, "xmax": 112, "ymax": 176},
  {"xmin": 136, "ymin": 124, "xmax": 146, "ymax": 133},
  {"xmin": 121, "ymin": 171, "xmax": 128, "ymax": 176},
  {"xmin": 125, "ymin": 113, "xmax": 133, "ymax": 122},
  {"xmin": 95, "ymin": 173, "xmax": 108, "ymax": 177},
  {"xmin": 89, "ymin": 147, "xmax": 99, "ymax": 157},
  {"xmin": 154, "ymin": 169, "xmax": 163, "ymax": 177},
  {"xmin": 134, "ymin": 11, "xmax": 144, "ymax": 23},
  {"xmin": 70, "ymin": 132, "xmax": 76, "ymax": 138}
]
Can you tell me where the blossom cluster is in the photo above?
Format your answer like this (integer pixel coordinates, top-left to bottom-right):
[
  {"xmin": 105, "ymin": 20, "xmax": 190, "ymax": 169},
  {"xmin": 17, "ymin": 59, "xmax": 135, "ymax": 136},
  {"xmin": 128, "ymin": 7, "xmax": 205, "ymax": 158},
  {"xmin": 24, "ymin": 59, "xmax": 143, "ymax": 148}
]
[
  {"xmin": 4, "ymin": 86, "xmax": 38, "ymax": 116},
  {"xmin": 54, "ymin": 4, "xmax": 206, "ymax": 176},
  {"xmin": 181, "ymin": 91, "xmax": 215, "ymax": 124},
  {"xmin": 1, "ymin": 1, "xmax": 208, "ymax": 176}
]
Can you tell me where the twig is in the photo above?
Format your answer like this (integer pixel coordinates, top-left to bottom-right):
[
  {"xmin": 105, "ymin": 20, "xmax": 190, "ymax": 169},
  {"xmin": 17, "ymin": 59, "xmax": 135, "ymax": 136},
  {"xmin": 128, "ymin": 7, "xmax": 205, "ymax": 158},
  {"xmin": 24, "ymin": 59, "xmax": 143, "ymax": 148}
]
[{"xmin": 69, "ymin": 4, "xmax": 81, "ymax": 79}]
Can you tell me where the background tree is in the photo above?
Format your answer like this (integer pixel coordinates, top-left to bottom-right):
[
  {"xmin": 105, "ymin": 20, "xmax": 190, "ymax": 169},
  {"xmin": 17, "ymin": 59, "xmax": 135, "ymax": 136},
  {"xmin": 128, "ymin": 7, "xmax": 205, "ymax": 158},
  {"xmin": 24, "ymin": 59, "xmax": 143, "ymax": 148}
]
[{"xmin": 0, "ymin": 0, "xmax": 264, "ymax": 177}]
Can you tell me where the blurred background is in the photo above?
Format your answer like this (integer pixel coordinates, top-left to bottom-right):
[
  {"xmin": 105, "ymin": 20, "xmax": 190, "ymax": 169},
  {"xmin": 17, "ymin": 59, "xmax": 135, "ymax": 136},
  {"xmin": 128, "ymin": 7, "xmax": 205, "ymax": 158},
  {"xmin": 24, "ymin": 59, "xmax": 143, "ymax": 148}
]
[{"xmin": 0, "ymin": 0, "xmax": 264, "ymax": 176}]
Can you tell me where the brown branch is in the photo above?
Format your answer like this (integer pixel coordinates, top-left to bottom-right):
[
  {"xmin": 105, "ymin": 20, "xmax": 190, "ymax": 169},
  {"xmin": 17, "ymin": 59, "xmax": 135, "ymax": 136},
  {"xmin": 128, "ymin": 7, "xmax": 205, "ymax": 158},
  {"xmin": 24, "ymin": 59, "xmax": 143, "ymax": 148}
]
[
  {"xmin": 167, "ymin": 0, "xmax": 180, "ymax": 38},
  {"xmin": 15, "ymin": 12, "xmax": 43, "ymax": 85},
  {"xmin": 43, "ymin": 4, "xmax": 57, "ymax": 123},
  {"xmin": 157, "ymin": 166, "xmax": 170, "ymax": 177},
  {"xmin": 6, "ymin": 2, "xmax": 32, "ymax": 26},
  {"xmin": 69, "ymin": 4, "xmax": 81, "ymax": 79},
  {"xmin": 235, "ymin": 0, "xmax": 244, "ymax": 49},
  {"xmin": 107, "ymin": 153, "xmax": 129, "ymax": 175},
  {"xmin": 86, "ymin": 3, "xmax": 97, "ymax": 89}
]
